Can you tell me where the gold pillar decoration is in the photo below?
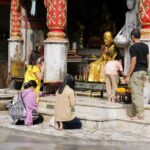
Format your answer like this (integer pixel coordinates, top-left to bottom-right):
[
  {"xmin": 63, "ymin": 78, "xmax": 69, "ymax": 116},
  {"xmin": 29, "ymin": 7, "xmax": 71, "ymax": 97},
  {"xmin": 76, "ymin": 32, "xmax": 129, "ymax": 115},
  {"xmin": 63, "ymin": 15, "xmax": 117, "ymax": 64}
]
[{"xmin": 10, "ymin": 0, "xmax": 22, "ymax": 40}]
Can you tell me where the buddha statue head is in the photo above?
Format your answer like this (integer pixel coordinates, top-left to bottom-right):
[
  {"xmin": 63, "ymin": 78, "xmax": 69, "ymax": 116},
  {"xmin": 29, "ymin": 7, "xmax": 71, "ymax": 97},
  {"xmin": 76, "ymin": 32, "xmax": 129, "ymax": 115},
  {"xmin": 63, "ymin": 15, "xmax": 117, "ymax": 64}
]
[
  {"xmin": 103, "ymin": 31, "xmax": 113, "ymax": 46},
  {"xmin": 127, "ymin": 0, "xmax": 136, "ymax": 10}
]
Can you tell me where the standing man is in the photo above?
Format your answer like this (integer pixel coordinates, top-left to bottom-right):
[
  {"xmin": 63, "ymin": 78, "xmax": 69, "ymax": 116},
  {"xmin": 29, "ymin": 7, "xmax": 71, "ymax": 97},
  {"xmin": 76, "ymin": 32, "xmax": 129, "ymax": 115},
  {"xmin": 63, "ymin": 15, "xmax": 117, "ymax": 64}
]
[{"xmin": 125, "ymin": 29, "xmax": 149, "ymax": 120}]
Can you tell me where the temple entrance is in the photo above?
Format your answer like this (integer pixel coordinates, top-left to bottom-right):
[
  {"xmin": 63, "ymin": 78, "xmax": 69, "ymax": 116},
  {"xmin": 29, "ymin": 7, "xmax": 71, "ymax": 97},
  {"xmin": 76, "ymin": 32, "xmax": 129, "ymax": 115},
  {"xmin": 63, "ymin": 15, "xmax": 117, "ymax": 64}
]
[
  {"xmin": 67, "ymin": 0, "xmax": 128, "ymax": 79},
  {"xmin": 7, "ymin": 0, "xmax": 128, "ymax": 91},
  {"xmin": 0, "ymin": 1, "xmax": 10, "ymax": 88}
]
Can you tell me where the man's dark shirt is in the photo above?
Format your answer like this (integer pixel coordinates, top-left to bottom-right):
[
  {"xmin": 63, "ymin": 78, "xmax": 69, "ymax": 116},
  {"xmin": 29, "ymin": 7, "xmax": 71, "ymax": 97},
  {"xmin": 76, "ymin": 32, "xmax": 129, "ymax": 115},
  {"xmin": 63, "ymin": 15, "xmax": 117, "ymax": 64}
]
[{"xmin": 130, "ymin": 42, "xmax": 149, "ymax": 72}]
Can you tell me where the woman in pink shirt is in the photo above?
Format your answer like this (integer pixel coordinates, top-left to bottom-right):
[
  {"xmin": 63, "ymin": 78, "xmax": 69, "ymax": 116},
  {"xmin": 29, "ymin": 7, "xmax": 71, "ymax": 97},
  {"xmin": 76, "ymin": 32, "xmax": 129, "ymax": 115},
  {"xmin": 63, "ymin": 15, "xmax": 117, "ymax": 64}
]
[
  {"xmin": 16, "ymin": 80, "xmax": 44, "ymax": 126},
  {"xmin": 102, "ymin": 55, "xmax": 126, "ymax": 102}
]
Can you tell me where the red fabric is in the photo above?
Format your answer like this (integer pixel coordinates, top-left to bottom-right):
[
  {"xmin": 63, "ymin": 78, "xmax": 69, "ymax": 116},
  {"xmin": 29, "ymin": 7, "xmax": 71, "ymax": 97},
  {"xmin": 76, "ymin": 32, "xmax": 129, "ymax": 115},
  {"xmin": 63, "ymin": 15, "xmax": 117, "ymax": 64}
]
[{"xmin": 139, "ymin": 0, "xmax": 150, "ymax": 28}]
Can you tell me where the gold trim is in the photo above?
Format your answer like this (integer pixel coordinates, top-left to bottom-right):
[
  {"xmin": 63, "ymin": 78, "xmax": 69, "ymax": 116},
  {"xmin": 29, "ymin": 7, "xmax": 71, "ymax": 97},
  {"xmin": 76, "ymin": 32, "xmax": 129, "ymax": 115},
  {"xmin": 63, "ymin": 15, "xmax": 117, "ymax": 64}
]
[
  {"xmin": 9, "ymin": 36, "xmax": 23, "ymax": 41},
  {"xmin": 49, "ymin": 27, "xmax": 65, "ymax": 30},
  {"xmin": 47, "ymin": 31, "xmax": 66, "ymax": 40},
  {"xmin": 140, "ymin": 28, "xmax": 150, "ymax": 38},
  {"xmin": 10, "ymin": 32, "xmax": 23, "ymax": 40}
]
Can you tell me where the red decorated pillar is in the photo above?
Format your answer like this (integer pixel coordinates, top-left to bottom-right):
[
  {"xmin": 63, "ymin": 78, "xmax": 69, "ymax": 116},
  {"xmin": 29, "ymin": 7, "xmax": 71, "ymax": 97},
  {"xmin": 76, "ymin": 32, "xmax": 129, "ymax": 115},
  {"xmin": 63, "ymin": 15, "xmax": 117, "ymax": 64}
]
[
  {"xmin": 139, "ymin": 0, "xmax": 150, "ymax": 38},
  {"xmin": 139, "ymin": 0, "xmax": 150, "ymax": 72},
  {"xmin": 10, "ymin": 0, "xmax": 22, "ymax": 40},
  {"xmin": 8, "ymin": 0, "xmax": 24, "ymax": 83},
  {"xmin": 44, "ymin": 0, "xmax": 68, "ymax": 84},
  {"xmin": 44, "ymin": 0, "xmax": 67, "ymax": 40}
]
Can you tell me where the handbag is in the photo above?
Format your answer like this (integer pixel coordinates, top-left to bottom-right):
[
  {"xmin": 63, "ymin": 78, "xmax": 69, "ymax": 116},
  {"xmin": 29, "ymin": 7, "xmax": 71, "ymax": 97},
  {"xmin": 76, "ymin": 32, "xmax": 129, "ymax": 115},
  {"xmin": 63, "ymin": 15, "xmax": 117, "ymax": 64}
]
[
  {"xmin": 8, "ymin": 91, "xmax": 31, "ymax": 122},
  {"xmin": 114, "ymin": 26, "xmax": 129, "ymax": 48}
]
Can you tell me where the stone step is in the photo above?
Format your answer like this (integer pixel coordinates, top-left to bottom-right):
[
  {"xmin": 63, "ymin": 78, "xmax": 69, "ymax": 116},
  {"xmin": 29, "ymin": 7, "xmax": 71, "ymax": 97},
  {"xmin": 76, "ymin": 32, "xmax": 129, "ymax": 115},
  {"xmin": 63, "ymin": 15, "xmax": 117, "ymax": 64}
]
[
  {"xmin": 37, "ymin": 95, "xmax": 150, "ymax": 129},
  {"xmin": 2, "ymin": 112, "xmax": 150, "ymax": 143},
  {"xmin": 38, "ymin": 96, "xmax": 127, "ymax": 122},
  {"xmin": 37, "ymin": 107, "xmax": 54, "ymax": 116},
  {"xmin": 37, "ymin": 106, "xmax": 150, "ymax": 130},
  {"xmin": 37, "ymin": 106, "xmax": 117, "ymax": 129},
  {"xmin": 39, "ymin": 95, "xmax": 150, "ymax": 118},
  {"xmin": 37, "ymin": 106, "xmax": 116, "ymax": 122},
  {"xmin": 0, "ymin": 88, "xmax": 20, "ymax": 110}
]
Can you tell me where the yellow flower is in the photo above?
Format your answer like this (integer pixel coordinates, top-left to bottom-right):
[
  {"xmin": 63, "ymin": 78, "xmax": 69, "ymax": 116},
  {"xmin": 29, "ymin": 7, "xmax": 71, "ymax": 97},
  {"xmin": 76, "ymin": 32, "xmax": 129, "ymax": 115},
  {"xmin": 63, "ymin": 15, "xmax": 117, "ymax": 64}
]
[{"xmin": 116, "ymin": 88, "xmax": 126, "ymax": 93}]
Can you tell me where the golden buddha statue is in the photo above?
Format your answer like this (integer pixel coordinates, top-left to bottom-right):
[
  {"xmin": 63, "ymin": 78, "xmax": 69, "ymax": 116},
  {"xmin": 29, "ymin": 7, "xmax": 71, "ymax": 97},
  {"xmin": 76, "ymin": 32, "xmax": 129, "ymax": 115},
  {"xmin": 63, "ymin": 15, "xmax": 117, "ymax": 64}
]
[{"xmin": 88, "ymin": 31, "xmax": 117, "ymax": 82}]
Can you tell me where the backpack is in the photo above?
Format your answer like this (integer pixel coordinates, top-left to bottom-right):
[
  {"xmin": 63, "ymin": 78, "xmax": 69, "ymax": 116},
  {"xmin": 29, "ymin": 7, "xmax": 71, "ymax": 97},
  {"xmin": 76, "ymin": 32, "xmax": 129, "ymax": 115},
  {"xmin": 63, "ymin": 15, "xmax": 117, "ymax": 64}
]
[{"xmin": 8, "ymin": 92, "xmax": 30, "ymax": 122}]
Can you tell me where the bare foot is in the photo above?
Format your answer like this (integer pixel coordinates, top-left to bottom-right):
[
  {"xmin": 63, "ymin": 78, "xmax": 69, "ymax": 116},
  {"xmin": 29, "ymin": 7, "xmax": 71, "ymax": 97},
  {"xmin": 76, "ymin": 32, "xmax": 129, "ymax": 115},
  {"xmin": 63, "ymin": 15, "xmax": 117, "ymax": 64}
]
[
  {"xmin": 137, "ymin": 116, "xmax": 144, "ymax": 120},
  {"xmin": 54, "ymin": 122, "xmax": 59, "ymax": 130},
  {"xmin": 55, "ymin": 122, "xmax": 63, "ymax": 131},
  {"xmin": 111, "ymin": 99, "xmax": 116, "ymax": 103},
  {"xmin": 57, "ymin": 127, "xmax": 63, "ymax": 131},
  {"xmin": 130, "ymin": 116, "xmax": 138, "ymax": 120},
  {"xmin": 130, "ymin": 116, "xmax": 144, "ymax": 120},
  {"xmin": 108, "ymin": 98, "xmax": 111, "ymax": 102},
  {"xmin": 58, "ymin": 122, "xmax": 63, "ymax": 131}
]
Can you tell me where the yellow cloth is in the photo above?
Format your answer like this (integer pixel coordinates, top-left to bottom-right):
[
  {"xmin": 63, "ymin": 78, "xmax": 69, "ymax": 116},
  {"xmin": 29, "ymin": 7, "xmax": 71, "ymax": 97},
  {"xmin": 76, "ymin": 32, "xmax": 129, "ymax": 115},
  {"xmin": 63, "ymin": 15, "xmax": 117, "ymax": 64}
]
[
  {"xmin": 24, "ymin": 65, "xmax": 41, "ymax": 94},
  {"xmin": 88, "ymin": 44, "xmax": 117, "ymax": 82}
]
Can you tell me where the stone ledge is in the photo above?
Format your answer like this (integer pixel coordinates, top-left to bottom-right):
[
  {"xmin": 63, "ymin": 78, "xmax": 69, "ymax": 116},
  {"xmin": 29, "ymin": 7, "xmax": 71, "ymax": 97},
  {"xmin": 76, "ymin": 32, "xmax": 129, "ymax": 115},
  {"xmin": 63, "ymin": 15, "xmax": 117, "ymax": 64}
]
[
  {"xmin": 0, "ymin": 88, "xmax": 19, "ymax": 95},
  {"xmin": 38, "ymin": 106, "xmax": 118, "ymax": 121},
  {"xmin": 37, "ymin": 107, "xmax": 54, "ymax": 116},
  {"xmin": 1, "ymin": 114, "xmax": 150, "ymax": 143},
  {"xmin": 37, "ymin": 106, "xmax": 150, "ymax": 128},
  {"xmin": 38, "ymin": 96, "xmax": 150, "ymax": 127},
  {"xmin": 118, "ymin": 117, "xmax": 150, "ymax": 125},
  {"xmin": 39, "ymin": 96, "xmax": 124, "ymax": 109}
]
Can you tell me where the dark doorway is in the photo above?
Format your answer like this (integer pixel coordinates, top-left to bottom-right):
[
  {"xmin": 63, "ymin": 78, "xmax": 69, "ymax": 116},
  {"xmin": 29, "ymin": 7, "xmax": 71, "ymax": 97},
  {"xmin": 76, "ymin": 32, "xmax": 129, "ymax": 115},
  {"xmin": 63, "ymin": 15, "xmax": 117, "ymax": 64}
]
[
  {"xmin": 67, "ymin": 0, "xmax": 127, "ymax": 49},
  {"xmin": 0, "ymin": 3, "xmax": 10, "ymax": 88},
  {"xmin": 0, "ymin": 3, "xmax": 10, "ymax": 61}
]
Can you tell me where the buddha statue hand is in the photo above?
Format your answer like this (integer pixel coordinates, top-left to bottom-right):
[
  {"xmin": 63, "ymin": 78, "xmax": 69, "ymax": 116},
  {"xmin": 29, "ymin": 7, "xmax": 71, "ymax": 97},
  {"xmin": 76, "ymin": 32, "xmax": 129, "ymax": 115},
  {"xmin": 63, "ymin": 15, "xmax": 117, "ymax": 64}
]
[{"xmin": 102, "ymin": 45, "xmax": 108, "ymax": 54}]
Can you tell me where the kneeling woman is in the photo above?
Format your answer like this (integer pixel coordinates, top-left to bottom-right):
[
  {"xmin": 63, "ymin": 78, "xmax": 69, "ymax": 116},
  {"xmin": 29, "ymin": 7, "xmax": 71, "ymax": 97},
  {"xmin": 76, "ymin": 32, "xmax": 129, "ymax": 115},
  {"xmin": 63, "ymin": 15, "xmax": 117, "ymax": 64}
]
[
  {"xmin": 55, "ymin": 75, "xmax": 82, "ymax": 130},
  {"xmin": 16, "ymin": 80, "xmax": 44, "ymax": 126}
]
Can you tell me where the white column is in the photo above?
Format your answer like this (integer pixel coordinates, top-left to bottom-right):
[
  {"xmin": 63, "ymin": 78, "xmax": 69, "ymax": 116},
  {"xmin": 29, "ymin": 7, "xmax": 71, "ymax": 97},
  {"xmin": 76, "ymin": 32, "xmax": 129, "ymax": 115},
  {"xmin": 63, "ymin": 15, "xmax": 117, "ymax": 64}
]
[
  {"xmin": 44, "ymin": 40, "xmax": 68, "ymax": 83},
  {"xmin": 140, "ymin": 38, "xmax": 150, "ymax": 104},
  {"xmin": 141, "ymin": 39, "xmax": 150, "ymax": 71}
]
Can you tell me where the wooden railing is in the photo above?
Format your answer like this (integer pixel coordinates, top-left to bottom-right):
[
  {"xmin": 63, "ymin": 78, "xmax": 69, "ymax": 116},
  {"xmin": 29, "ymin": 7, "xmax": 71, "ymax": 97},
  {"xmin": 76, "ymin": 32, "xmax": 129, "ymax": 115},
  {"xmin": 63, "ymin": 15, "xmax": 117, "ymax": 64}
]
[{"xmin": 75, "ymin": 81, "xmax": 106, "ymax": 97}]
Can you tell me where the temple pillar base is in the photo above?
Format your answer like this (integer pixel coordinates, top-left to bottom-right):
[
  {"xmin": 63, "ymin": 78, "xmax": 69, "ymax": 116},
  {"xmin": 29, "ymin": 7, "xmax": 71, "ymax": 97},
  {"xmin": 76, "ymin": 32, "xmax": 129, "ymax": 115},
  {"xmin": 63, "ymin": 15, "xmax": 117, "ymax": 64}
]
[
  {"xmin": 47, "ymin": 32, "xmax": 66, "ymax": 41},
  {"xmin": 140, "ymin": 29, "xmax": 150, "ymax": 39},
  {"xmin": 43, "ymin": 39, "xmax": 68, "ymax": 83}
]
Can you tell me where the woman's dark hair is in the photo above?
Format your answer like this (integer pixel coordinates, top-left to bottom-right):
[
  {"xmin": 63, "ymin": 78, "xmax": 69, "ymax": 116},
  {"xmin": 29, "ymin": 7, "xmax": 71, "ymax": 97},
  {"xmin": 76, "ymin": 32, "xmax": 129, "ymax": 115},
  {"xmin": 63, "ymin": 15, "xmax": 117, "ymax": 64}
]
[
  {"xmin": 37, "ymin": 57, "xmax": 44, "ymax": 64},
  {"xmin": 24, "ymin": 80, "xmax": 37, "ymax": 89},
  {"xmin": 29, "ymin": 50, "xmax": 41, "ymax": 65},
  {"xmin": 114, "ymin": 54, "xmax": 122, "ymax": 61},
  {"xmin": 58, "ymin": 75, "xmax": 75, "ymax": 94},
  {"xmin": 130, "ymin": 29, "xmax": 141, "ymax": 39}
]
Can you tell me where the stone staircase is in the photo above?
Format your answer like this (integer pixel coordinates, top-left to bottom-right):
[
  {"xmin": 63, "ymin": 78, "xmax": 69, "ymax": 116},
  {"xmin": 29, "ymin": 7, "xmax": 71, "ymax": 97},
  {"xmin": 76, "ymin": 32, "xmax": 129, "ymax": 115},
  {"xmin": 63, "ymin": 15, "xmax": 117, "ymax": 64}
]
[
  {"xmin": 1, "ymin": 88, "xmax": 150, "ymax": 131},
  {"xmin": 38, "ymin": 95, "xmax": 150, "ymax": 130}
]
